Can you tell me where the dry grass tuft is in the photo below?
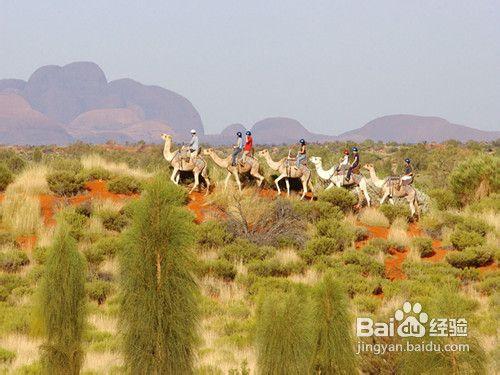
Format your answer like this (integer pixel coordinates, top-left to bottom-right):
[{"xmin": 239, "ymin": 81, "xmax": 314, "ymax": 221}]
[
  {"xmin": 388, "ymin": 226, "xmax": 410, "ymax": 248},
  {"xmin": 200, "ymin": 276, "xmax": 246, "ymax": 303},
  {"xmin": 81, "ymin": 154, "xmax": 151, "ymax": 179},
  {"xmin": 82, "ymin": 351, "xmax": 123, "ymax": 374},
  {"xmin": 1, "ymin": 192, "xmax": 43, "ymax": 236},
  {"xmin": 359, "ymin": 207, "xmax": 390, "ymax": 227},
  {"xmin": 6, "ymin": 165, "xmax": 49, "ymax": 195},
  {"xmin": 0, "ymin": 334, "xmax": 41, "ymax": 372}
]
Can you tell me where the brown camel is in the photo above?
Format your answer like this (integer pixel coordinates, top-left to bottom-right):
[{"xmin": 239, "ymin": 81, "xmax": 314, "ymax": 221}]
[
  {"xmin": 203, "ymin": 148, "xmax": 264, "ymax": 191},
  {"xmin": 257, "ymin": 149, "xmax": 313, "ymax": 200},
  {"xmin": 160, "ymin": 134, "xmax": 210, "ymax": 195}
]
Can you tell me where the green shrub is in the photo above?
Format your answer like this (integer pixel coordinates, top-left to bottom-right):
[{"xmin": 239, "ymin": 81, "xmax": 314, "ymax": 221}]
[
  {"xmin": 450, "ymin": 154, "xmax": 499, "ymax": 204},
  {"xmin": 450, "ymin": 229, "xmax": 485, "ymax": 250},
  {"xmin": 476, "ymin": 273, "xmax": 499, "ymax": 295},
  {"xmin": 456, "ymin": 217, "xmax": 492, "ymax": 237},
  {"xmin": 82, "ymin": 246, "xmax": 105, "ymax": 267},
  {"xmin": 292, "ymin": 200, "xmax": 344, "ymax": 221},
  {"xmin": 355, "ymin": 226, "xmax": 369, "ymax": 241},
  {"xmin": 86, "ymin": 280, "xmax": 114, "ymax": 305},
  {"xmin": 107, "ymin": 175, "xmax": 142, "ymax": 194},
  {"xmin": 446, "ymin": 246, "xmax": 494, "ymax": 268},
  {"xmin": 0, "ymin": 229, "xmax": 15, "ymax": 246},
  {"xmin": 74, "ymin": 201, "xmax": 93, "ymax": 218},
  {"xmin": 411, "ymin": 237, "xmax": 434, "ymax": 258},
  {"xmin": 379, "ymin": 203, "xmax": 411, "ymax": 223},
  {"xmin": 33, "ymin": 246, "xmax": 48, "ymax": 264},
  {"xmin": 342, "ymin": 250, "xmax": 385, "ymax": 277},
  {"xmin": 458, "ymin": 267, "xmax": 480, "ymax": 284},
  {"xmin": 220, "ymin": 239, "xmax": 276, "ymax": 263},
  {"xmin": 199, "ymin": 259, "xmax": 237, "ymax": 281},
  {"xmin": 47, "ymin": 171, "xmax": 86, "ymax": 196},
  {"xmin": 302, "ymin": 237, "xmax": 341, "ymax": 263},
  {"xmin": 57, "ymin": 209, "xmax": 88, "ymax": 240},
  {"xmin": 0, "ymin": 164, "xmax": 13, "ymax": 191},
  {"xmin": 248, "ymin": 258, "xmax": 306, "ymax": 277},
  {"xmin": 367, "ymin": 238, "xmax": 391, "ymax": 253},
  {"xmin": 0, "ymin": 249, "xmax": 29, "ymax": 272},
  {"xmin": 99, "ymin": 211, "xmax": 128, "ymax": 232},
  {"xmin": 92, "ymin": 237, "xmax": 122, "ymax": 258},
  {"xmin": 0, "ymin": 347, "xmax": 16, "ymax": 364},
  {"xmin": 197, "ymin": 221, "xmax": 234, "ymax": 248},
  {"xmin": 49, "ymin": 158, "xmax": 83, "ymax": 174},
  {"xmin": 82, "ymin": 167, "xmax": 112, "ymax": 181},
  {"xmin": 428, "ymin": 188, "xmax": 459, "ymax": 210},
  {"xmin": 0, "ymin": 274, "xmax": 27, "ymax": 301},
  {"xmin": 318, "ymin": 188, "xmax": 357, "ymax": 212},
  {"xmin": 468, "ymin": 194, "xmax": 500, "ymax": 213}
]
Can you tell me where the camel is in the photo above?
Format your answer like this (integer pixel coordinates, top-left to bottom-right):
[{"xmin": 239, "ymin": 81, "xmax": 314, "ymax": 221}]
[
  {"xmin": 257, "ymin": 149, "xmax": 313, "ymax": 200},
  {"xmin": 202, "ymin": 148, "xmax": 264, "ymax": 191},
  {"xmin": 309, "ymin": 156, "xmax": 371, "ymax": 207},
  {"xmin": 160, "ymin": 134, "xmax": 210, "ymax": 195},
  {"xmin": 363, "ymin": 163, "xmax": 419, "ymax": 217}
]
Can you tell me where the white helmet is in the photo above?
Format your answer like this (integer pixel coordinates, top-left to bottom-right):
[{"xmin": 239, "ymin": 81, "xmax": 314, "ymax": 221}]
[{"xmin": 190, "ymin": 129, "xmax": 196, "ymax": 134}]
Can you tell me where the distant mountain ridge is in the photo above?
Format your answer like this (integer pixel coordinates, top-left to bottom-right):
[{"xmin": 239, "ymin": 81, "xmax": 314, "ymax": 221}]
[{"xmin": 0, "ymin": 61, "xmax": 498, "ymax": 145}]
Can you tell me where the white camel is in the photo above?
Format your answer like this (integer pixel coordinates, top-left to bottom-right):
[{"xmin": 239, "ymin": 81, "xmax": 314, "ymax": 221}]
[
  {"xmin": 160, "ymin": 134, "xmax": 210, "ymax": 195},
  {"xmin": 257, "ymin": 149, "xmax": 314, "ymax": 200},
  {"xmin": 202, "ymin": 148, "xmax": 264, "ymax": 191},
  {"xmin": 309, "ymin": 156, "xmax": 371, "ymax": 207},
  {"xmin": 363, "ymin": 163, "xmax": 419, "ymax": 217}
]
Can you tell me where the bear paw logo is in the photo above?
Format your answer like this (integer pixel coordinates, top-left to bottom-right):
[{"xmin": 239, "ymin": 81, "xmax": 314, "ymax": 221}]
[{"xmin": 395, "ymin": 302, "xmax": 428, "ymax": 337}]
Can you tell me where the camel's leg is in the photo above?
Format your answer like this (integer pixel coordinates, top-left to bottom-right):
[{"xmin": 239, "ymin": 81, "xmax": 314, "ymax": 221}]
[
  {"xmin": 224, "ymin": 172, "xmax": 231, "ymax": 191},
  {"xmin": 202, "ymin": 169, "xmax": 210, "ymax": 196},
  {"xmin": 274, "ymin": 174, "xmax": 285, "ymax": 195},
  {"xmin": 380, "ymin": 191, "xmax": 390, "ymax": 205},
  {"xmin": 175, "ymin": 173, "xmax": 180, "ymax": 184},
  {"xmin": 285, "ymin": 178, "xmax": 290, "ymax": 197},
  {"xmin": 389, "ymin": 197, "xmax": 395, "ymax": 205},
  {"xmin": 359, "ymin": 180, "xmax": 371, "ymax": 207},
  {"xmin": 408, "ymin": 199, "xmax": 416, "ymax": 217},
  {"xmin": 300, "ymin": 179, "xmax": 308, "ymax": 200},
  {"xmin": 190, "ymin": 172, "xmax": 199, "ymax": 194},
  {"xmin": 171, "ymin": 168, "xmax": 179, "ymax": 184},
  {"xmin": 250, "ymin": 169, "xmax": 265, "ymax": 187},
  {"xmin": 308, "ymin": 180, "xmax": 314, "ymax": 200},
  {"xmin": 234, "ymin": 172, "xmax": 242, "ymax": 192}
]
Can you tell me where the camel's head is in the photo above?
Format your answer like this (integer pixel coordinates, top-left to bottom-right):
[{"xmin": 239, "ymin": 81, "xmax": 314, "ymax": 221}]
[
  {"xmin": 202, "ymin": 148, "xmax": 213, "ymax": 155},
  {"xmin": 363, "ymin": 163, "xmax": 374, "ymax": 170},
  {"xmin": 309, "ymin": 156, "xmax": 322, "ymax": 165},
  {"xmin": 160, "ymin": 133, "xmax": 172, "ymax": 141},
  {"xmin": 257, "ymin": 149, "xmax": 269, "ymax": 157}
]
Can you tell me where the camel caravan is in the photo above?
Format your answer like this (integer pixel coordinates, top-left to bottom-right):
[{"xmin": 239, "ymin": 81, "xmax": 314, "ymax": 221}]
[{"xmin": 160, "ymin": 130, "xmax": 422, "ymax": 218}]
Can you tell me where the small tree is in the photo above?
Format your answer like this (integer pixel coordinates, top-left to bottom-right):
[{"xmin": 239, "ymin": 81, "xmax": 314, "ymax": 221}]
[
  {"xmin": 311, "ymin": 272, "xmax": 357, "ymax": 374},
  {"xmin": 255, "ymin": 287, "xmax": 313, "ymax": 375},
  {"xmin": 37, "ymin": 221, "xmax": 86, "ymax": 374},
  {"xmin": 120, "ymin": 175, "xmax": 199, "ymax": 374}
]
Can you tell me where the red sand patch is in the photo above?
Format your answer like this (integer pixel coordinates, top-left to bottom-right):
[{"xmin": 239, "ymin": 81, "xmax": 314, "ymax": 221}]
[
  {"xmin": 187, "ymin": 192, "xmax": 206, "ymax": 223},
  {"xmin": 16, "ymin": 235, "xmax": 37, "ymax": 251}
]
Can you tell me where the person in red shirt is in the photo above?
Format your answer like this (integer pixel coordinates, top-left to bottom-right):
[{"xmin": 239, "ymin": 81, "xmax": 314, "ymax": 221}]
[{"xmin": 242, "ymin": 131, "xmax": 253, "ymax": 162}]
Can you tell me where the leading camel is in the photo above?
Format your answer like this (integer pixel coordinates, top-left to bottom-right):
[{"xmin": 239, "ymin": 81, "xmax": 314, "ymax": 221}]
[
  {"xmin": 363, "ymin": 163, "xmax": 419, "ymax": 218},
  {"xmin": 309, "ymin": 156, "xmax": 371, "ymax": 207},
  {"xmin": 160, "ymin": 134, "xmax": 210, "ymax": 195},
  {"xmin": 202, "ymin": 148, "xmax": 264, "ymax": 191},
  {"xmin": 257, "ymin": 149, "xmax": 313, "ymax": 200}
]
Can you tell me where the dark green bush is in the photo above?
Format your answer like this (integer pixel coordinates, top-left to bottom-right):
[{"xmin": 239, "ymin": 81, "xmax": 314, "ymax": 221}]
[
  {"xmin": 292, "ymin": 200, "xmax": 344, "ymax": 222},
  {"xmin": 197, "ymin": 221, "xmax": 234, "ymax": 248},
  {"xmin": 0, "ymin": 249, "xmax": 29, "ymax": 272},
  {"xmin": 428, "ymin": 188, "xmax": 459, "ymax": 210},
  {"xmin": 82, "ymin": 167, "xmax": 112, "ymax": 181},
  {"xmin": 476, "ymin": 273, "xmax": 499, "ymax": 295},
  {"xmin": 248, "ymin": 258, "xmax": 306, "ymax": 278},
  {"xmin": 92, "ymin": 237, "xmax": 122, "ymax": 258},
  {"xmin": 0, "ymin": 164, "xmax": 13, "ymax": 191},
  {"xmin": 379, "ymin": 203, "xmax": 411, "ymax": 223},
  {"xmin": 47, "ymin": 171, "xmax": 86, "ymax": 196},
  {"xmin": 367, "ymin": 238, "xmax": 391, "ymax": 253},
  {"xmin": 107, "ymin": 175, "xmax": 142, "ymax": 194},
  {"xmin": 450, "ymin": 229, "xmax": 485, "ymax": 250},
  {"xmin": 318, "ymin": 188, "xmax": 357, "ymax": 212},
  {"xmin": 86, "ymin": 280, "xmax": 114, "ymax": 305},
  {"xmin": 199, "ymin": 259, "xmax": 237, "ymax": 281},
  {"xmin": 57, "ymin": 209, "xmax": 88, "ymax": 240},
  {"xmin": 355, "ymin": 226, "xmax": 369, "ymax": 241},
  {"xmin": 0, "ymin": 347, "xmax": 16, "ymax": 364},
  {"xmin": 456, "ymin": 217, "xmax": 492, "ymax": 237},
  {"xmin": 99, "ymin": 211, "xmax": 128, "ymax": 232},
  {"xmin": 446, "ymin": 246, "xmax": 494, "ymax": 269},
  {"xmin": 33, "ymin": 246, "xmax": 48, "ymax": 264},
  {"xmin": 74, "ymin": 201, "xmax": 93, "ymax": 218},
  {"xmin": 220, "ymin": 239, "xmax": 276, "ymax": 263},
  {"xmin": 411, "ymin": 237, "xmax": 434, "ymax": 258},
  {"xmin": 342, "ymin": 250, "xmax": 385, "ymax": 277},
  {"xmin": 302, "ymin": 237, "xmax": 341, "ymax": 263},
  {"xmin": 0, "ymin": 274, "xmax": 27, "ymax": 301},
  {"xmin": 82, "ymin": 246, "xmax": 105, "ymax": 267}
]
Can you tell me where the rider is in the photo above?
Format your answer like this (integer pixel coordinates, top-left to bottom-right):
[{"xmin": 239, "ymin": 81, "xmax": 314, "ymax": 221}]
[
  {"xmin": 400, "ymin": 158, "xmax": 414, "ymax": 186},
  {"xmin": 189, "ymin": 129, "xmax": 199, "ymax": 163},
  {"xmin": 231, "ymin": 131, "xmax": 243, "ymax": 166},
  {"xmin": 336, "ymin": 149, "xmax": 350, "ymax": 175},
  {"xmin": 296, "ymin": 139, "xmax": 307, "ymax": 168},
  {"xmin": 242, "ymin": 131, "xmax": 253, "ymax": 163},
  {"xmin": 345, "ymin": 146, "xmax": 359, "ymax": 182}
]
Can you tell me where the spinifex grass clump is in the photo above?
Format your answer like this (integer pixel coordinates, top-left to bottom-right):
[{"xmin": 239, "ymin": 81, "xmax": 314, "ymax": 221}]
[
  {"xmin": 311, "ymin": 272, "xmax": 357, "ymax": 374},
  {"xmin": 36, "ymin": 221, "xmax": 86, "ymax": 374},
  {"xmin": 255, "ymin": 286, "xmax": 313, "ymax": 375},
  {"xmin": 119, "ymin": 174, "xmax": 199, "ymax": 374}
]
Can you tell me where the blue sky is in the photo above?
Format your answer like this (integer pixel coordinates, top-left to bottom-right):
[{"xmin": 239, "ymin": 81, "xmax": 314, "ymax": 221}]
[{"xmin": 1, "ymin": 0, "xmax": 499, "ymax": 134}]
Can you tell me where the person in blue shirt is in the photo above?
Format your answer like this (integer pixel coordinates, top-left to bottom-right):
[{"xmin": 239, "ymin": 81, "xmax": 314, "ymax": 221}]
[
  {"xmin": 231, "ymin": 132, "xmax": 243, "ymax": 166},
  {"xmin": 345, "ymin": 146, "xmax": 359, "ymax": 182},
  {"xmin": 401, "ymin": 158, "xmax": 414, "ymax": 186}
]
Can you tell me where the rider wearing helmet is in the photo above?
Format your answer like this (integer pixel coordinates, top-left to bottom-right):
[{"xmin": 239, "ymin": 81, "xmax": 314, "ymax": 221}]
[
  {"xmin": 336, "ymin": 149, "xmax": 350, "ymax": 174},
  {"xmin": 242, "ymin": 131, "xmax": 253, "ymax": 163},
  {"xmin": 401, "ymin": 158, "xmax": 413, "ymax": 186},
  {"xmin": 231, "ymin": 131, "xmax": 243, "ymax": 166},
  {"xmin": 345, "ymin": 146, "xmax": 359, "ymax": 182},
  {"xmin": 295, "ymin": 139, "xmax": 307, "ymax": 168},
  {"xmin": 189, "ymin": 129, "xmax": 199, "ymax": 163}
]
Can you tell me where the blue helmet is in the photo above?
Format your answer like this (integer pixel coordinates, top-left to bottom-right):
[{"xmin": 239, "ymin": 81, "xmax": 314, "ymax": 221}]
[
  {"xmin": 245, "ymin": 131, "xmax": 252, "ymax": 135},
  {"xmin": 236, "ymin": 132, "xmax": 242, "ymax": 137},
  {"xmin": 299, "ymin": 139, "xmax": 306, "ymax": 144},
  {"xmin": 405, "ymin": 158, "xmax": 411, "ymax": 163},
  {"xmin": 352, "ymin": 146, "xmax": 358, "ymax": 152}
]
